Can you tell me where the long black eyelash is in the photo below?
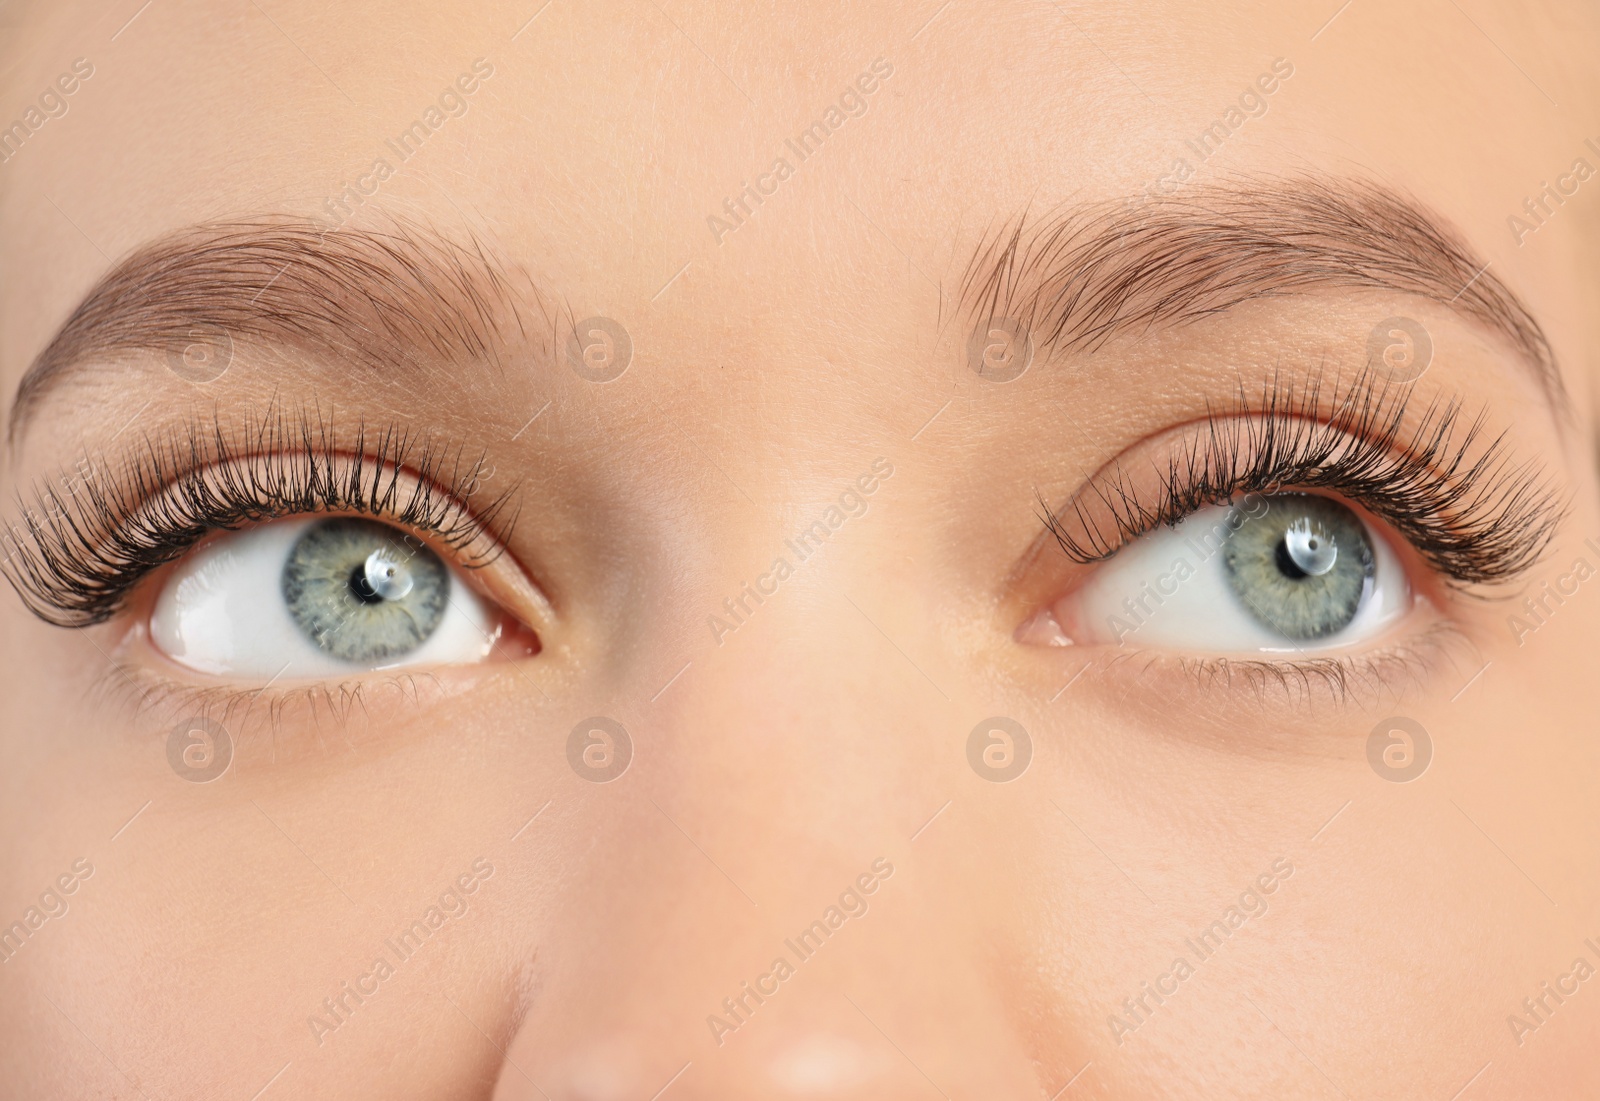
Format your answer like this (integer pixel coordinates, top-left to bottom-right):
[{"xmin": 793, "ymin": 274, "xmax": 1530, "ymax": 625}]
[
  {"xmin": 1, "ymin": 407, "xmax": 516, "ymax": 628},
  {"xmin": 1041, "ymin": 368, "xmax": 1565, "ymax": 585}
]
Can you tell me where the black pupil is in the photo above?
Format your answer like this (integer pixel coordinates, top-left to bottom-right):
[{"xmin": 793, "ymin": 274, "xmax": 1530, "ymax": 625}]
[
  {"xmin": 349, "ymin": 563, "xmax": 386, "ymax": 604},
  {"xmin": 1274, "ymin": 535, "xmax": 1309, "ymax": 581}
]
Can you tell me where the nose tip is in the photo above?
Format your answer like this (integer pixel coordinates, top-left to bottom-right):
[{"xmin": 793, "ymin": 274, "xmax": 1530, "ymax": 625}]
[
  {"xmin": 494, "ymin": 1030, "xmax": 905, "ymax": 1101},
  {"xmin": 533, "ymin": 1036, "xmax": 647, "ymax": 1101},
  {"xmin": 763, "ymin": 1032, "xmax": 894, "ymax": 1096}
]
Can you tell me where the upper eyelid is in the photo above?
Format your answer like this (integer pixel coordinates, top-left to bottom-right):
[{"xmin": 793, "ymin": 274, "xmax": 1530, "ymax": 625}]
[
  {"xmin": 0, "ymin": 410, "xmax": 516, "ymax": 628},
  {"xmin": 1039, "ymin": 371, "xmax": 1564, "ymax": 585}
]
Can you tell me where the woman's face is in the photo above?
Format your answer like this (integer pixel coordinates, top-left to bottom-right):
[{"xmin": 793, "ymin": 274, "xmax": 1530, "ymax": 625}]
[{"xmin": 2, "ymin": 2, "xmax": 1598, "ymax": 1097}]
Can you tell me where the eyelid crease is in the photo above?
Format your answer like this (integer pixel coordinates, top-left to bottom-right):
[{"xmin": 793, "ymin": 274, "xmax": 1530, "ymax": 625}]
[
  {"xmin": 1039, "ymin": 367, "xmax": 1566, "ymax": 587},
  {"xmin": 0, "ymin": 404, "xmax": 519, "ymax": 629}
]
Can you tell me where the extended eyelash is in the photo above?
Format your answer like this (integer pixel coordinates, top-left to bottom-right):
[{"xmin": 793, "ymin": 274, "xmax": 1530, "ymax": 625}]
[
  {"xmin": 1041, "ymin": 368, "xmax": 1565, "ymax": 585},
  {"xmin": 1, "ymin": 407, "xmax": 516, "ymax": 628}
]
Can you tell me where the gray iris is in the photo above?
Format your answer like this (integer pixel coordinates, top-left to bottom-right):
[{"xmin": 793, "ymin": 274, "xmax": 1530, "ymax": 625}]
[
  {"xmin": 281, "ymin": 518, "xmax": 449, "ymax": 662},
  {"xmin": 1221, "ymin": 494, "xmax": 1373, "ymax": 641}
]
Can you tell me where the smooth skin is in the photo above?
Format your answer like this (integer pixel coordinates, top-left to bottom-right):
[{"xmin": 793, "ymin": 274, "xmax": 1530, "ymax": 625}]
[{"xmin": 2, "ymin": 2, "xmax": 1599, "ymax": 1098}]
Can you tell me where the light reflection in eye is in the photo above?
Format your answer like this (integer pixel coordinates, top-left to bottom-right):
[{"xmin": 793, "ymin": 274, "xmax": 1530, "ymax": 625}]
[
  {"xmin": 1026, "ymin": 493, "xmax": 1411, "ymax": 653},
  {"xmin": 150, "ymin": 516, "xmax": 503, "ymax": 678}
]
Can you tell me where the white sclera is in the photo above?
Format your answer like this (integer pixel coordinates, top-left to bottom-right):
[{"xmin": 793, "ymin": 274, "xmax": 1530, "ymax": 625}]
[
  {"xmin": 1055, "ymin": 502, "xmax": 1411, "ymax": 653},
  {"xmin": 150, "ymin": 517, "xmax": 499, "ymax": 678}
]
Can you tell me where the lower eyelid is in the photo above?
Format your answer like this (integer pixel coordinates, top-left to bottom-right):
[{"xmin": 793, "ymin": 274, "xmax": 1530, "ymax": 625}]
[
  {"xmin": 87, "ymin": 648, "xmax": 520, "ymax": 762},
  {"xmin": 1063, "ymin": 616, "xmax": 1469, "ymax": 725}
]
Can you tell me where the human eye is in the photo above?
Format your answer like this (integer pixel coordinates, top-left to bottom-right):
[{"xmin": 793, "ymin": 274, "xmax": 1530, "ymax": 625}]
[
  {"xmin": 149, "ymin": 515, "xmax": 508, "ymax": 677},
  {"xmin": 1, "ymin": 410, "xmax": 541, "ymax": 686},
  {"xmin": 1018, "ymin": 371, "xmax": 1565, "ymax": 675},
  {"xmin": 1047, "ymin": 491, "xmax": 1412, "ymax": 652}
]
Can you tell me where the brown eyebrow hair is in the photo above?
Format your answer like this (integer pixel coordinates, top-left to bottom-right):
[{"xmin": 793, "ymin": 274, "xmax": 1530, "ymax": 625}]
[
  {"xmin": 7, "ymin": 217, "xmax": 557, "ymax": 441},
  {"xmin": 8, "ymin": 179, "xmax": 1563, "ymax": 444},
  {"xmin": 959, "ymin": 176, "xmax": 1564, "ymax": 409}
]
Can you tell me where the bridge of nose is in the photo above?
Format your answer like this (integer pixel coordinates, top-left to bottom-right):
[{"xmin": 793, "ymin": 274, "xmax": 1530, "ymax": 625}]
[{"xmin": 489, "ymin": 597, "xmax": 1055, "ymax": 1099}]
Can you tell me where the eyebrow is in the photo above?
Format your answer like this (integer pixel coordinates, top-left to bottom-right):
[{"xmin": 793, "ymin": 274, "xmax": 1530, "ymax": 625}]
[
  {"xmin": 7, "ymin": 217, "xmax": 555, "ymax": 441},
  {"xmin": 959, "ymin": 176, "xmax": 1564, "ymax": 410},
  {"xmin": 9, "ymin": 179, "xmax": 1563, "ymax": 443}
]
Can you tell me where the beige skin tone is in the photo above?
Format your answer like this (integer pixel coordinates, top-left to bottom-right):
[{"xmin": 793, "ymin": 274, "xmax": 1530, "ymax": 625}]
[{"xmin": 2, "ymin": 2, "xmax": 1599, "ymax": 1098}]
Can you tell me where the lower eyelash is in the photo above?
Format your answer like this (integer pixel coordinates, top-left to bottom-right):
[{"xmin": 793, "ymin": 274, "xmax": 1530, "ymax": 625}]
[
  {"xmin": 1, "ymin": 405, "xmax": 515, "ymax": 629},
  {"xmin": 1094, "ymin": 617, "xmax": 1471, "ymax": 714},
  {"xmin": 81, "ymin": 650, "xmax": 453, "ymax": 759},
  {"xmin": 1040, "ymin": 367, "xmax": 1566, "ymax": 587}
]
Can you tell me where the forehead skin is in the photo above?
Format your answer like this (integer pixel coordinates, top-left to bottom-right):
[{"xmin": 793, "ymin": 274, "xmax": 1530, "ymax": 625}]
[
  {"xmin": 2, "ymin": 2, "xmax": 1600, "ymax": 1100},
  {"xmin": 3, "ymin": 1, "xmax": 1599, "ymax": 416}
]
